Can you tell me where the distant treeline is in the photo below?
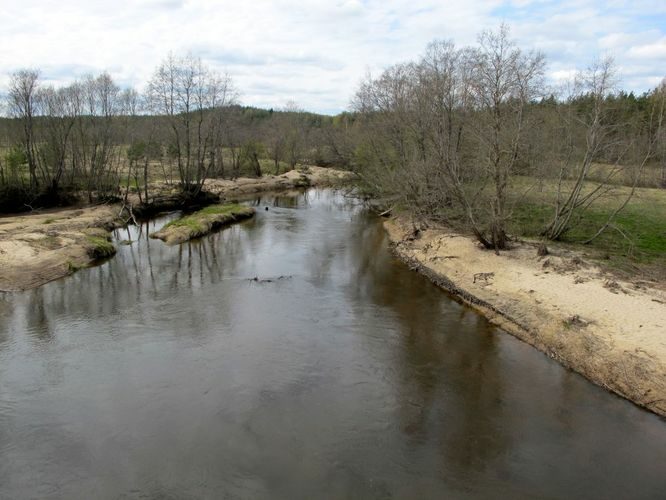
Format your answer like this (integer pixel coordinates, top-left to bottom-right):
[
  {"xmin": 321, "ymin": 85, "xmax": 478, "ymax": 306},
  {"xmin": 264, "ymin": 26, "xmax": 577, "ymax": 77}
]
[
  {"xmin": 0, "ymin": 53, "xmax": 358, "ymax": 212},
  {"xmin": 2, "ymin": 36, "xmax": 665, "ymax": 258}
]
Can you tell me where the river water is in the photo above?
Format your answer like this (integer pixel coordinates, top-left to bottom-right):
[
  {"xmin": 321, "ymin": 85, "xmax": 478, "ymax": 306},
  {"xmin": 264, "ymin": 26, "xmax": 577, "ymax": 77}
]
[{"xmin": 0, "ymin": 189, "xmax": 665, "ymax": 499}]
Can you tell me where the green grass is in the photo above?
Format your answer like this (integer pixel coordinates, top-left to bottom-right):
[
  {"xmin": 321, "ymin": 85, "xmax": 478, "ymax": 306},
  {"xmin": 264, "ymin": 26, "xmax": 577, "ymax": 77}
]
[
  {"xmin": 293, "ymin": 175, "xmax": 311, "ymax": 188},
  {"xmin": 258, "ymin": 158, "xmax": 291, "ymax": 174},
  {"xmin": 163, "ymin": 217, "xmax": 206, "ymax": 232},
  {"xmin": 85, "ymin": 235, "xmax": 116, "ymax": 259},
  {"xmin": 119, "ymin": 178, "xmax": 141, "ymax": 189},
  {"xmin": 66, "ymin": 260, "xmax": 83, "ymax": 273},
  {"xmin": 153, "ymin": 203, "xmax": 255, "ymax": 244},
  {"xmin": 508, "ymin": 178, "xmax": 666, "ymax": 274},
  {"xmin": 163, "ymin": 203, "xmax": 247, "ymax": 232},
  {"xmin": 196, "ymin": 204, "xmax": 248, "ymax": 216}
]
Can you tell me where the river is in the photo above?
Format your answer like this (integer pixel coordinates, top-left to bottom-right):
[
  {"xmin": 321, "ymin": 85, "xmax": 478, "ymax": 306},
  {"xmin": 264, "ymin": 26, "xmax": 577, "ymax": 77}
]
[{"xmin": 1, "ymin": 189, "xmax": 665, "ymax": 499}]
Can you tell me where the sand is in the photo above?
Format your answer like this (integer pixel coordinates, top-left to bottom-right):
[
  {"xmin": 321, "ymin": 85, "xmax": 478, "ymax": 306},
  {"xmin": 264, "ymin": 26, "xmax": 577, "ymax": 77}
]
[
  {"xmin": 384, "ymin": 216, "xmax": 666, "ymax": 417},
  {"xmin": 203, "ymin": 166, "xmax": 353, "ymax": 196},
  {"xmin": 0, "ymin": 205, "xmax": 120, "ymax": 292}
]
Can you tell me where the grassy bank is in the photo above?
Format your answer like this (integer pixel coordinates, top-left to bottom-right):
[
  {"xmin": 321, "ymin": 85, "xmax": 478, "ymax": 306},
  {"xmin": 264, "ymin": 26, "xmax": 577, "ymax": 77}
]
[
  {"xmin": 150, "ymin": 204, "xmax": 256, "ymax": 245},
  {"xmin": 507, "ymin": 178, "xmax": 666, "ymax": 279}
]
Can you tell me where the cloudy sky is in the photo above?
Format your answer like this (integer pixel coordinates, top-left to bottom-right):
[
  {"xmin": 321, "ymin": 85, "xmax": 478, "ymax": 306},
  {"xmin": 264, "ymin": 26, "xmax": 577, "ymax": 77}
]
[{"xmin": 1, "ymin": 0, "xmax": 665, "ymax": 114}]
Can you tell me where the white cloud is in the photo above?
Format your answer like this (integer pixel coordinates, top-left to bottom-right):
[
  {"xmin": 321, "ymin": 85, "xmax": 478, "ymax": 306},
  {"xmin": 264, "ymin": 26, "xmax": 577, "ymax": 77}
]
[
  {"xmin": 0, "ymin": 0, "xmax": 664, "ymax": 113},
  {"xmin": 550, "ymin": 69, "xmax": 577, "ymax": 82},
  {"xmin": 627, "ymin": 38, "xmax": 666, "ymax": 59}
]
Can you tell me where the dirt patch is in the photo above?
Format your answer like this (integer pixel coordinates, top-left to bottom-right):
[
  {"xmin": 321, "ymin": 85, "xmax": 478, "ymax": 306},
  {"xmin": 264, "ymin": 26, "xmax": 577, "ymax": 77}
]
[
  {"xmin": 385, "ymin": 216, "xmax": 666, "ymax": 417},
  {"xmin": 0, "ymin": 205, "xmax": 122, "ymax": 292}
]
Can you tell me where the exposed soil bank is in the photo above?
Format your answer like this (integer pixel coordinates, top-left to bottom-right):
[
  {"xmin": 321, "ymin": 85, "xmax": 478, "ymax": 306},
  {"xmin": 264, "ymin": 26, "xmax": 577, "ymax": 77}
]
[
  {"xmin": 0, "ymin": 167, "xmax": 355, "ymax": 292},
  {"xmin": 150, "ymin": 204, "xmax": 255, "ymax": 245},
  {"xmin": 384, "ymin": 216, "xmax": 666, "ymax": 417},
  {"xmin": 0, "ymin": 205, "xmax": 122, "ymax": 292},
  {"xmin": 204, "ymin": 166, "xmax": 352, "ymax": 196}
]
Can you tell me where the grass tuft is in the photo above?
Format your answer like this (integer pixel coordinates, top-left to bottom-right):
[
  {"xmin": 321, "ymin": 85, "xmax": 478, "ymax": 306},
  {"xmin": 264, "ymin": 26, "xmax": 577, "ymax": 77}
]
[{"xmin": 85, "ymin": 235, "xmax": 116, "ymax": 259}]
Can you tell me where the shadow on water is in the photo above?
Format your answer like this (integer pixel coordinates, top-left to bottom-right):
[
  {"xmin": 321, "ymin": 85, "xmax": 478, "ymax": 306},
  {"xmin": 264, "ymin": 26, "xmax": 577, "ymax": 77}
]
[{"xmin": 0, "ymin": 189, "xmax": 665, "ymax": 499}]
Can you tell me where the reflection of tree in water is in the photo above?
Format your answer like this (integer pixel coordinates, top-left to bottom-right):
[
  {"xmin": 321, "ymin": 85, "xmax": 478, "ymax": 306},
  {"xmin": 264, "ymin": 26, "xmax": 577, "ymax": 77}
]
[
  {"xmin": 243, "ymin": 191, "xmax": 303, "ymax": 209},
  {"xmin": 273, "ymin": 193, "xmax": 301, "ymax": 208},
  {"xmin": 303, "ymin": 219, "xmax": 344, "ymax": 288},
  {"xmin": 345, "ymin": 213, "xmax": 512, "ymax": 476},
  {"xmin": 0, "ymin": 295, "xmax": 12, "ymax": 346},
  {"xmin": 0, "ymin": 215, "xmax": 259, "ymax": 343},
  {"xmin": 298, "ymin": 192, "xmax": 364, "ymax": 289},
  {"xmin": 22, "ymin": 287, "xmax": 53, "ymax": 342}
]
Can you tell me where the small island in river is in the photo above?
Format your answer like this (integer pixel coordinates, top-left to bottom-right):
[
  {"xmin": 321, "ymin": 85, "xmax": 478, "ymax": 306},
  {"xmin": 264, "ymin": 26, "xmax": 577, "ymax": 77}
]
[{"xmin": 150, "ymin": 204, "xmax": 256, "ymax": 245}]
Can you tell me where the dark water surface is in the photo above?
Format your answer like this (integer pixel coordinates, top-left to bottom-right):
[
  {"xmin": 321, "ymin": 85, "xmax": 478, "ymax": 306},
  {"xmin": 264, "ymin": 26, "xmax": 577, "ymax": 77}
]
[{"xmin": 1, "ymin": 189, "xmax": 665, "ymax": 499}]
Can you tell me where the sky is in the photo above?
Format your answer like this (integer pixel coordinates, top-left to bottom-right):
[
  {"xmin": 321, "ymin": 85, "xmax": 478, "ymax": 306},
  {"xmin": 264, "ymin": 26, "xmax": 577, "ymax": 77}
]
[{"xmin": 1, "ymin": 0, "xmax": 665, "ymax": 114}]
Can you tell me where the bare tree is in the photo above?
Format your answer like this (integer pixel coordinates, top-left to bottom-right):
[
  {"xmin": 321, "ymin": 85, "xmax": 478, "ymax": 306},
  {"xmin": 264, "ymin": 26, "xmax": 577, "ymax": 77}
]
[
  {"xmin": 353, "ymin": 63, "xmax": 419, "ymax": 195},
  {"xmin": 467, "ymin": 24, "xmax": 545, "ymax": 249},
  {"xmin": 658, "ymin": 79, "xmax": 666, "ymax": 187},
  {"xmin": 146, "ymin": 53, "xmax": 235, "ymax": 196},
  {"xmin": 282, "ymin": 102, "xmax": 307, "ymax": 170},
  {"xmin": 119, "ymin": 88, "xmax": 140, "ymax": 117},
  {"xmin": 579, "ymin": 76, "xmax": 665, "ymax": 244},
  {"xmin": 8, "ymin": 69, "xmax": 40, "ymax": 190},
  {"xmin": 265, "ymin": 114, "xmax": 286, "ymax": 174},
  {"xmin": 541, "ymin": 57, "xmax": 618, "ymax": 240},
  {"xmin": 539, "ymin": 59, "xmax": 665, "ymax": 241},
  {"xmin": 353, "ymin": 26, "xmax": 544, "ymax": 251},
  {"xmin": 83, "ymin": 73, "xmax": 121, "ymax": 200},
  {"xmin": 36, "ymin": 83, "xmax": 77, "ymax": 193}
]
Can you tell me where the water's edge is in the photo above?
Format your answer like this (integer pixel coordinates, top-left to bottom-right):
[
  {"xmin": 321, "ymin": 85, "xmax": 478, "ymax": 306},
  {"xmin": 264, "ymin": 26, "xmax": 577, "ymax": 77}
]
[
  {"xmin": 2, "ymin": 189, "xmax": 665, "ymax": 499},
  {"xmin": 384, "ymin": 217, "xmax": 666, "ymax": 419}
]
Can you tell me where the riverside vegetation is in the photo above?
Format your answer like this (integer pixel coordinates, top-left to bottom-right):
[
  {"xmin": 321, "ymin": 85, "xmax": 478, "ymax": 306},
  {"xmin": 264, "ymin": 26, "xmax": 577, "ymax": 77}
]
[
  {"xmin": 2, "ymin": 27, "xmax": 665, "ymax": 281},
  {"xmin": 352, "ymin": 26, "xmax": 666, "ymax": 281},
  {"xmin": 0, "ymin": 167, "xmax": 353, "ymax": 292},
  {"xmin": 1, "ymin": 26, "xmax": 666, "ymax": 418},
  {"xmin": 347, "ymin": 26, "xmax": 666, "ymax": 416}
]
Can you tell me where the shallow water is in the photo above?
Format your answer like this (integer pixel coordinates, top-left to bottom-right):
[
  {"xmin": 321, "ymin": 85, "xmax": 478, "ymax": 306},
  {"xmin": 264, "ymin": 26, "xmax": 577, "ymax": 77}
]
[{"xmin": 1, "ymin": 189, "xmax": 665, "ymax": 499}]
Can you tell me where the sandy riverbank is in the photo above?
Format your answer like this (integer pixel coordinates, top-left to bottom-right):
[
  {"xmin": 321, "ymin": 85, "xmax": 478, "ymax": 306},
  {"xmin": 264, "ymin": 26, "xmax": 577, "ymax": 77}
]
[
  {"xmin": 0, "ymin": 205, "xmax": 120, "ymax": 292},
  {"xmin": 203, "ymin": 166, "xmax": 352, "ymax": 196},
  {"xmin": 0, "ymin": 167, "xmax": 355, "ymax": 292},
  {"xmin": 384, "ymin": 216, "xmax": 666, "ymax": 417}
]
